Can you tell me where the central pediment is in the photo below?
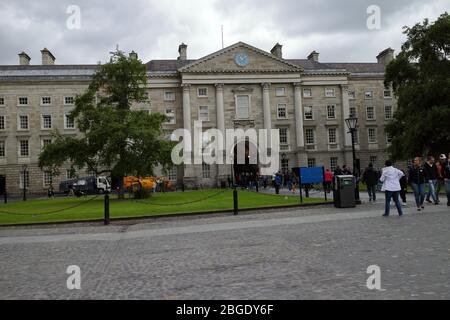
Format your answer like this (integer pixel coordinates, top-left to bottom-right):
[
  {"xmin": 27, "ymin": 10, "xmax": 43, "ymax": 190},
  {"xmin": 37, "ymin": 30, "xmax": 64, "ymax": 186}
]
[{"xmin": 178, "ymin": 42, "xmax": 303, "ymax": 74}]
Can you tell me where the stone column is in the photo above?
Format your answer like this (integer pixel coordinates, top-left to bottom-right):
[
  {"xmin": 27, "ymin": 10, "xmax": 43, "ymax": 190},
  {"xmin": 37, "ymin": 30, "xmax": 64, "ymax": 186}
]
[
  {"xmin": 182, "ymin": 84, "xmax": 196, "ymax": 186},
  {"xmin": 262, "ymin": 83, "xmax": 272, "ymax": 148},
  {"xmin": 216, "ymin": 83, "xmax": 229, "ymax": 184}
]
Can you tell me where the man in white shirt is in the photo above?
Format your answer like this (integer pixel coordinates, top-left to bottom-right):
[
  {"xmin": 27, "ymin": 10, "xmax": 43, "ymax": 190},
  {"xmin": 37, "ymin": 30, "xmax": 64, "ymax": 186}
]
[{"xmin": 380, "ymin": 160, "xmax": 405, "ymax": 217}]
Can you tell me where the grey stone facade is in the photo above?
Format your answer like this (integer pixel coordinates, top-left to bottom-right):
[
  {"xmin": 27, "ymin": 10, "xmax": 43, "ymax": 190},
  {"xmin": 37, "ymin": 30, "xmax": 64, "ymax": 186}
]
[{"xmin": 0, "ymin": 42, "xmax": 396, "ymax": 195}]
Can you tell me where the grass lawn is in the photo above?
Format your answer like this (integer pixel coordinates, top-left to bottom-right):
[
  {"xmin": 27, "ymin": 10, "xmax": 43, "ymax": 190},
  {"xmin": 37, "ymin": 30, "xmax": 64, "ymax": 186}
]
[{"xmin": 0, "ymin": 189, "xmax": 325, "ymax": 226}]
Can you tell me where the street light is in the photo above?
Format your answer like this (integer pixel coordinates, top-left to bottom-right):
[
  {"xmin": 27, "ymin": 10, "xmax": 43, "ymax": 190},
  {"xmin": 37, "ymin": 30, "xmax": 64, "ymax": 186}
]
[
  {"xmin": 21, "ymin": 164, "xmax": 28, "ymax": 201},
  {"xmin": 345, "ymin": 116, "xmax": 362, "ymax": 205}
]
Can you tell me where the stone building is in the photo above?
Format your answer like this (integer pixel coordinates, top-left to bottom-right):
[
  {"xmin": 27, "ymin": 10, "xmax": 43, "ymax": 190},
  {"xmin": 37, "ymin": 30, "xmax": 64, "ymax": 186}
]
[{"xmin": 0, "ymin": 42, "xmax": 396, "ymax": 195}]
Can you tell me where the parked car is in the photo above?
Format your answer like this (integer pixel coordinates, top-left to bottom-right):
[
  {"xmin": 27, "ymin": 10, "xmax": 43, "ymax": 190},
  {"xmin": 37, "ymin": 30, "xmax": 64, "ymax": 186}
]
[{"xmin": 59, "ymin": 176, "xmax": 111, "ymax": 195}]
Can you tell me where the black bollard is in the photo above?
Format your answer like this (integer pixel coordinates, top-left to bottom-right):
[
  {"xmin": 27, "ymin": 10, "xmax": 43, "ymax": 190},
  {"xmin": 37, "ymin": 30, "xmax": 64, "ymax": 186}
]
[
  {"xmin": 233, "ymin": 188, "xmax": 238, "ymax": 215},
  {"xmin": 104, "ymin": 193, "xmax": 110, "ymax": 225}
]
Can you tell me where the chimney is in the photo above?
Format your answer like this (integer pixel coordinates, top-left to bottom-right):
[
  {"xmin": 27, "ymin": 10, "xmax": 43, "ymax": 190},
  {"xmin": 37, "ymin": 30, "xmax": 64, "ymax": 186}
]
[
  {"xmin": 307, "ymin": 51, "xmax": 319, "ymax": 62},
  {"xmin": 41, "ymin": 48, "xmax": 55, "ymax": 65},
  {"xmin": 270, "ymin": 43, "xmax": 283, "ymax": 59},
  {"xmin": 18, "ymin": 52, "xmax": 31, "ymax": 65},
  {"xmin": 376, "ymin": 48, "xmax": 395, "ymax": 65},
  {"xmin": 129, "ymin": 51, "xmax": 138, "ymax": 60},
  {"xmin": 178, "ymin": 43, "xmax": 187, "ymax": 61}
]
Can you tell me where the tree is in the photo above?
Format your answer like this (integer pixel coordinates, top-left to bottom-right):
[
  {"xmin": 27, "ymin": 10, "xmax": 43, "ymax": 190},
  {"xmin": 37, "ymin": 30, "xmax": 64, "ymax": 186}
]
[
  {"xmin": 385, "ymin": 12, "xmax": 450, "ymax": 160},
  {"xmin": 39, "ymin": 50, "xmax": 175, "ymax": 194}
]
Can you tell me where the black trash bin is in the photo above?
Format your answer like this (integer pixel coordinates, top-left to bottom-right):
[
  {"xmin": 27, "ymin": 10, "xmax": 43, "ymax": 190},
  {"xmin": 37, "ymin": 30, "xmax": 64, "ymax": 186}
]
[{"xmin": 333, "ymin": 175, "xmax": 356, "ymax": 208}]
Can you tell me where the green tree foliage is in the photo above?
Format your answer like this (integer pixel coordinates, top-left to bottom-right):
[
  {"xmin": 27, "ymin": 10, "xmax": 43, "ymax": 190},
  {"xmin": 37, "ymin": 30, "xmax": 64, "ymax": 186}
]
[
  {"xmin": 385, "ymin": 13, "xmax": 450, "ymax": 160},
  {"xmin": 39, "ymin": 50, "xmax": 175, "ymax": 186}
]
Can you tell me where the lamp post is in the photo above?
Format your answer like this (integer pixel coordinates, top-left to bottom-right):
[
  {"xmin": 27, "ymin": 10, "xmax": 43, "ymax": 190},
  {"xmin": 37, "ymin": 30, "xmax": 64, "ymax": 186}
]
[
  {"xmin": 345, "ymin": 116, "xmax": 361, "ymax": 205},
  {"xmin": 21, "ymin": 164, "xmax": 27, "ymax": 201}
]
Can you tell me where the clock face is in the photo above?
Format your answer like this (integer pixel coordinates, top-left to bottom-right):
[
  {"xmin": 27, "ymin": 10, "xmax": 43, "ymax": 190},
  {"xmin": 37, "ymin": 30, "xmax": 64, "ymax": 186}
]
[{"xmin": 234, "ymin": 52, "xmax": 249, "ymax": 67}]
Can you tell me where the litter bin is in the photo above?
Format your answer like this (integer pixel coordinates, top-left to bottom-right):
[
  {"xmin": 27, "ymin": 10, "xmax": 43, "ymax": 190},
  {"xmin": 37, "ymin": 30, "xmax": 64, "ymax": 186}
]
[{"xmin": 333, "ymin": 175, "xmax": 356, "ymax": 208}]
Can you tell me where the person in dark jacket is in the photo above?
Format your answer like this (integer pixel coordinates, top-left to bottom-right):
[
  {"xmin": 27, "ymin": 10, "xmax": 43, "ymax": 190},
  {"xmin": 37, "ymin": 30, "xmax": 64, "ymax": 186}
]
[
  {"xmin": 423, "ymin": 156, "xmax": 439, "ymax": 204},
  {"xmin": 408, "ymin": 157, "xmax": 427, "ymax": 211},
  {"xmin": 444, "ymin": 153, "xmax": 450, "ymax": 206},
  {"xmin": 399, "ymin": 170, "xmax": 408, "ymax": 206},
  {"xmin": 362, "ymin": 163, "xmax": 379, "ymax": 202}
]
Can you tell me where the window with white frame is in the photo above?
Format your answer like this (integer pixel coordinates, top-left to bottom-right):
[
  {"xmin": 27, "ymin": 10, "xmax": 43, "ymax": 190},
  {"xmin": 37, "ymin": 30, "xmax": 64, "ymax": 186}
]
[
  {"xmin": 235, "ymin": 95, "xmax": 250, "ymax": 119},
  {"xmin": 386, "ymin": 133, "xmax": 393, "ymax": 144},
  {"xmin": 18, "ymin": 97, "xmax": 28, "ymax": 106},
  {"xmin": 303, "ymin": 88, "xmax": 312, "ymax": 98},
  {"xmin": 353, "ymin": 129, "xmax": 360, "ymax": 145},
  {"xmin": 305, "ymin": 128, "xmax": 315, "ymax": 145},
  {"xmin": 0, "ymin": 115, "xmax": 5, "ymax": 130},
  {"xmin": 275, "ymin": 87, "xmax": 286, "ymax": 97},
  {"xmin": 19, "ymin": 171, "xmax": 30, "ymax": 189},
  {"xmin": 304, "ymin": 106, "xmax": 313, "ymax": 120},
  {"xmin": 168, "ymin": 167, "xmax": 177, "ymax": 181},
  {"xmin": 330, "ymin": 157, "xmax": 338, "ymax": 171},
  {"xmin": 327, "ymin": 105, "xmax": 336, "ymax": 119},
  {"xmin": 41, "ymin": 97, "xmax": 51, "ymax": 105},
  {"xmin": 281, "ymin": 159, "xmax": 289, "ymax": 173},
  {"xmin": 277, "ymin": 104, "xmax": 287, "ymax": 119},
  {"xmin": 365, "ymin": 91, "xmax": 373, "ymax": 99},
  {"xmin": 384, "ymin": 90, "xmax": 392, "ymax": 98},
  {"xmin": 370, "ymin": 156, "xmax": 378, "ymax": 167},
  {"xmin": 42, "ymin": 138, "xmax": 52, "ymax": 149},
  {"xmin": 64, "ymin": 96, "xmax": 75, "ymax": 105},
  {"xmin": 202, "ymin": 162, "xmax": 211, "ymax": 178},
  {"xmin": 0, "ymin": 97, "xmax": 4, "ymax": 105},
  {"xmin": 279, "ymin": 128, "xmax": 289, "ymax": 145},
  {"xmin": 368, "ymin": 128, "xmax": 377, "ymax": 143},
  {"xmin": 197, "ymin": 88, "xmax": 208, "ymax": 97},
  {"xmin": 384, "ymin": 105, "xmax": 393, "ymax": 120},
  {"xmin": 19, "ymin": 139, "xmax": 29, "ymax": 157},
  {"xmin": 43, "ymin": 171, "xmax": 53, "ymax": 187},
  {"xmin": 19, "ymin": 115, "xmax": 28, "ymax": 130},
  {"xmin": 307, "ymin": 158, "xmax": 316, "ymax": 168},
  {"xmin": 328, "ymin": 128, "xmax": 337, "ymax": 144},
  {"xmin": 164, "ymin": 91, "xmax": 175, "ymax": 101},
  {"xmin": 0, "ymin": 141, "xmax": 5, "ymax": 157},
  {"xmin": 198, "ymin": 106, "xmax": 209, "ymax": 121},
  {"xmin": 349, "ymin": 106, "xmax": 357, "ymax": 118},
  {"xmin": 348, "ymin": 90, "xmax": 356, "ymax": 99},
  {"xmin": 366, "ymin": 106, "xmax": 375, "ymax": 120},
  {"xmin": 65, "ymin": 114, "xmax": 75, "ymax": 129},
  {"xmin": 42, "ymin": 115, "xmax": 52, "ymax": 129},
  {"xmin": 325, "ymin": 88, "xmax": 335, "ymax": 97},
  {"xmin": 165, "ymin": 108, "xmax": 176, "ymax": 124}
]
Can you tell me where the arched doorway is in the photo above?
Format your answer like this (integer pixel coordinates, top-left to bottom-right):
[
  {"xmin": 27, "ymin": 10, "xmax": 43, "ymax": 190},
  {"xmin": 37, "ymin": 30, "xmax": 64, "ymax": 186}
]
[{"xmin": 232, "ymin": 140, "xmax": 259, "ymax": 187}]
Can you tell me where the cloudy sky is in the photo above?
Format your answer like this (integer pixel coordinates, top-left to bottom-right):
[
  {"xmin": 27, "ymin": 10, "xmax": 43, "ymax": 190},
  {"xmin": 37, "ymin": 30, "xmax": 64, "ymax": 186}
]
[{"xmin": 0, "ymin": 0, "xmax": 448, "ymax": 65}]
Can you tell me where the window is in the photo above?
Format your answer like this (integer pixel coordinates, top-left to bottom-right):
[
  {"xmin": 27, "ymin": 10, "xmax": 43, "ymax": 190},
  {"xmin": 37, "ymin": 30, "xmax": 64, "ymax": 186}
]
[
  {"xmin": 303, "ymin": 88, "xmax": 312, "ymax": 98},
  {"xmin": 277, "ymin": 104, "xmax": 287, "ymax": 119},
  {"xmin": 164, "ymin": 91, "xmax": 175, "ymax": 101},
  {"xmin": 327, "ymin": 105, "xmax": 336, "ymax": 119},
  {"xmin": 305, "ymin": 129, "xmax": 315, "ymax": 145},
  {"xmin": 384, "ymin": 90, "xmax": 392, "ymax": 98},
  {"xmin": 0, "ymin": 141, "xmax": 5, "ymax": 157},
  {"xmin": 41, "ymin": 97, "xmax": 51, "ymax": 105},
  {"xmin": 19, "ymin": 140, "xmax": 29, "ymax": 157},
  {"xmin": 328, "ymin": 128, "xmax": 337, "ymax": 144},
  {"xmin": 348, "ymin": 90, "xmax": 356, "ymax": 99},
  {"xmin": 165, "ymin": 108, "xmax": 176, "ymax": 124},
  {"xmin": 386, "ymin": 133, "xmax": 393, "ymax": 144},
  {"xmin": 304, "ymin": 106, "xmax": 313, "ymax": 120},
  {"xmin": 0, "ymin": 97, "xmax": 4, "ymax": 105},
  {"xmin": 198, "ymin": 106, "xmax": 209, "ymax": 121},
  {"xmin": 275, "ymin": 87, "xmax": 286, "ymax": 97},
  {"xmin": 325, "ymin": 88, "xmax": 335, "ymax": 97},
  {"xmin": 279, "ymin": 128, "xmax": 289, "ymax": 145},
  {"xmin": 365, "ymin": 91, "xmax": 373, "ymax": 99},
  {"xmin": 368, "ymin": 128, "xmax": 377, "ymax": 143},
  {"xmin": 43, "ymin": 171, "xmax": 53, "ymax": 187},
  {"xmin": 384, "ymin": 105, "xmax": 393, "ymax": 120},
  {"xmin": 42, "ymin": 115, "xmax": 52, "ymax": 129},
  {"xmin": 19, "ymin": 171, "xmax": 30, "ymax": 189},
  {"xmin": 19, "ymin": 115, "xmax": 28, "ymax": 130},
  {"xmin": 202, "ymin": 163, "xmax": 211, "ymax": 179},
  {"xmin": 65, "ymin": 114, "xmax": 75, "ymax": 129},
  {"xmin": 366, "ymin": 106, "xmax": 375, "ymax": 120},
  {"xmin": 353, "ymin": 129, "xmax": 359, "ymax": 145},
  {"xmin": 66, "ymin": 169, "xmax": 76, "ymax": 179},
  {"xmin": 308, "ymin": 158, "xmax": 316, "ymax": 168},
  {"xmin": 349, "ymin": 106, "xmax": 357, "ymax": 118},
  {"xmin": 168, "ymin": 167, "xmax": 177, "ymax": 181},
  {"xmin": 18, "ymin": 97, "xmax": 28, "ymax": 105},
  {"xmin": 281, "ymin": 159, "xmax": 289, "ymax": 173},
  {"xmin": 330, "ymin": 157, "xmax": 338, "ymax": 171},
  {"xmin": 0, "ymin": 115, "xmax": 5, "ymax": 130},
  {"xmin": 197, "ymin": 88, "xmax": 208, "ymax": 97},
  {"xmin": 64, "ymin": 96, "xmax": 75, "ymax": 105},
  {"xmin": 370, "ymin": 156, "xmax": 378, "ymax": 167},
  {"xmin": 42, "ymin": 139, "xmax": 52, "ymax": 149},
  {"xmin": 236, "ymin": 95, "xmax": 250, "ymax": 119}
]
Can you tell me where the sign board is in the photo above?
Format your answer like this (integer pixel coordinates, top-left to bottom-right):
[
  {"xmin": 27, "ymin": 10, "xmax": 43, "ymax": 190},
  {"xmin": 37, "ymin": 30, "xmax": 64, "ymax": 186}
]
[{"xmin": 299, "ymin": 167, "xmax": 324, "ymax": 184}]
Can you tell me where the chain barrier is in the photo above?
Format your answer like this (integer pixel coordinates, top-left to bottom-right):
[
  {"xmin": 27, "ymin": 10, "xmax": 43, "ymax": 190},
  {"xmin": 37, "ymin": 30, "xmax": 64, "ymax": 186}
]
[
  {"xmin": 134, "ymin": 189, "xmax": 229, "ymax": 207},
  {"xmin": 0, "ymin": 195, "xmax": 101, "ymax": 217}
]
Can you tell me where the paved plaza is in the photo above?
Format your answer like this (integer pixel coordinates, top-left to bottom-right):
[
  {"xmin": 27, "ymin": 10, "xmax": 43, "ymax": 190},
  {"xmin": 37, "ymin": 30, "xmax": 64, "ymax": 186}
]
[{"xmin": 0, "ymin": 196, "xmax": 449, "ymax": 300}]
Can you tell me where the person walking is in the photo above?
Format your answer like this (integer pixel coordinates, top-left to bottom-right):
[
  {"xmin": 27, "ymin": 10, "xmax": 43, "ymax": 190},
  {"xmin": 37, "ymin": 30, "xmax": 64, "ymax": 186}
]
[
  {"xmin": 362, "ymin": 163, "xmax": 379, "ymax": 202},
  {"xmin": 399, "ymin": 170, "xmax": 408, "ymax": 206},
  {"xmin": 379, "ymin": 160, "xmax": 404, "ymax": 217},
  {"xmin": 436, "ymin": 154, "xmax": 446, "ymax": 204},
  {"xmin": 444, "ymin": 153, "xmax": 450, "ymax": 206},
  {"xmin": 324, "ymin": 169, "xmax": 333, "ymax": 193},
  {"xmin": 408, "ymin": 157, "xmax": 427, "ymax": 211},
  {"xmin": 274, "ymin": 171, "xmax": 282, "ymax": 195},
  {"xmin": 424, "ymin": 156, "xmax": 439, "ymax": 204}
]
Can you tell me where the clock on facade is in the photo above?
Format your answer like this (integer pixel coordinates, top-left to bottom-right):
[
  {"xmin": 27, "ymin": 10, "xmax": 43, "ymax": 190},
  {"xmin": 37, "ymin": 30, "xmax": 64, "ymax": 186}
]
[{"xmin": 234, "ymin": 52, "xmax": 249, "ymax": 67}]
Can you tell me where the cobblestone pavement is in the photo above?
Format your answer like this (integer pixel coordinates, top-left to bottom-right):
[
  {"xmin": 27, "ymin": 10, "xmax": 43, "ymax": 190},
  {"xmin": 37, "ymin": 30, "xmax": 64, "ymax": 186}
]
[{"xmin": 0, "ymin": 200, "xmax": 448, "ymax": 300}]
